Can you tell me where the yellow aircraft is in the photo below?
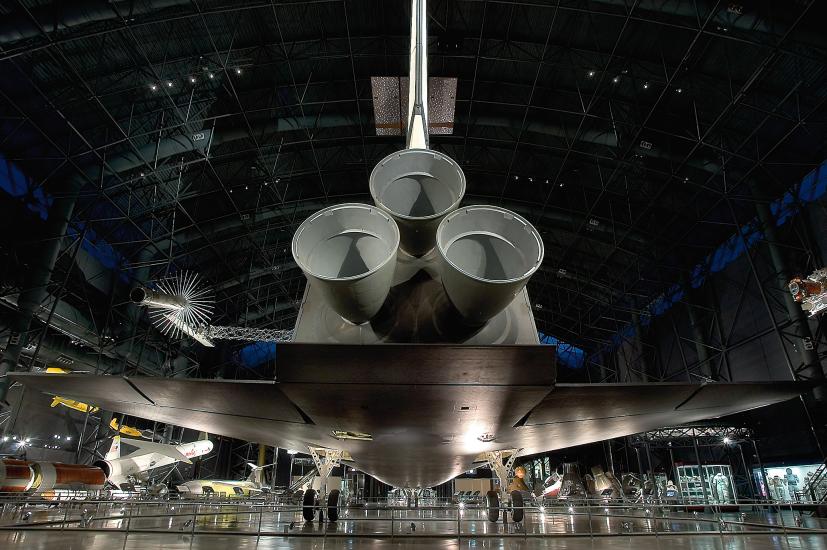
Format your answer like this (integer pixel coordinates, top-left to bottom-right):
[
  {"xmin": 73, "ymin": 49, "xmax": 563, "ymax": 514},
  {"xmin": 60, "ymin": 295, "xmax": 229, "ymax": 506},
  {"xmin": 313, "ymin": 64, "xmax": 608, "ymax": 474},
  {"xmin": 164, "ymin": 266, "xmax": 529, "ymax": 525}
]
[
  {"xmin": 45, "ymin": 368, "xmax": 145, "ymax": 438},
  {"xmin": 49, "ymin": 396, "xmax": 100, "ymax": 414}
]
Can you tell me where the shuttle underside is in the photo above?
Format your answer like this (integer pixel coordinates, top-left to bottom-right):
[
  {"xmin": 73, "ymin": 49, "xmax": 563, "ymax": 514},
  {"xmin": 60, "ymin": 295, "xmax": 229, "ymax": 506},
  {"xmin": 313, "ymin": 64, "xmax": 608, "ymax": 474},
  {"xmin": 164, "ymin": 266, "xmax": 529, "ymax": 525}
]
[{"xmin": 11, "ymin": 352, "xmax": 810, "ymax": 489}]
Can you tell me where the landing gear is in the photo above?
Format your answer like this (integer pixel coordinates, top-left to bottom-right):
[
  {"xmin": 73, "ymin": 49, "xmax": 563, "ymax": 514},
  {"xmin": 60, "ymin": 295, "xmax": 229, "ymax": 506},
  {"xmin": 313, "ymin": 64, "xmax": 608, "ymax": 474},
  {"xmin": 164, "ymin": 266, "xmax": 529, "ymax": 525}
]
[
  {"xmin": 327, "ymin": 490, "xmax": 340, "ymax": 522},
  {"xmin": 510, "ymin": 490, "xmax": 524, "ymax": 523},
  {"xmin": 485, "ymin": 490, "xmax": 525, "ymax": 524},
  {"xmin": 482, "ymin": 449, "xmax": 527, "ymax": 525},
  {"xmin": 486, "ymin": 490, "xmax": 500, "ymax": 523},
  {"xmin": 307, "ymin": 446, "xmax": 344, "ymax": 523},
  {"xmin": 302, "ymin": 489, "xmax": 317, "ymax": 521}
]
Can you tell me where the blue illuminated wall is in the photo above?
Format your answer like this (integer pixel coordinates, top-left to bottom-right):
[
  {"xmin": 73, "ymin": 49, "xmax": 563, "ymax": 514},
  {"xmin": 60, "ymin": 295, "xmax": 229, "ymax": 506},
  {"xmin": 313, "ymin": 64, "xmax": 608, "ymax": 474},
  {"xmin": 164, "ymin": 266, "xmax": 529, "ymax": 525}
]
[
  {"xmin": 539, "ymin": 332, "xmax": 585, "ymax": 369},
  {"xmin": 237, "ymin": 341, "xmax": 277, "ymax": 368},
  {"xmin": 612, "ymin": 159, "xmax": 827, "ymax": 349},
  {"xmin": 0, "ymin": 152, "xmax": 52, "ymax": 219}
]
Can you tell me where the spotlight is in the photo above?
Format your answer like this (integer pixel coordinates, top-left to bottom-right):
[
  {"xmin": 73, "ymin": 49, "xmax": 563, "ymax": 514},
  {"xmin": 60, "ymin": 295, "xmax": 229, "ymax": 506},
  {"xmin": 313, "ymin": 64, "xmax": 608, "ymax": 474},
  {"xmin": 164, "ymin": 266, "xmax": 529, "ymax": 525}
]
[
  {"xmin": 235, "ymin": 67, "xmax": 242, "ymax": 75},
  {"xmin": 723, "ymin": 437, "xmax": 731, "ymax": 444},
  {"xmin": 166, "ymin": 81, "xmax": 173, "ymax": 88},
  {"xmin": 539, "ymin": 506, "xmax": 545, "ymax": 513},
  {"xmin": 287, "ymin": 449, "xmax": 298, "ymax": 455},
  {"xmin": 612, "ymin": 76, "xmax": 620, "ymax": 83},
  {"xmin": 643, "ymin": 82, "xmax": 649, "ymax": 89},
  {"xmin": 24, "ymin": 438, "xmax": 30, "ymax": 443},
  {"xmin": 189, "ymin": 76, "xmax": 197, "ymax": 84},
  {"xmin": 208, "ymin": 73, "xmax": 215, "ymax": 79},
  {"xmin": 149, "ymin": 84, "xmax": 158, "ymax": 91},
  {"xmin": 2, "ymin": 436, "xmax": 8, "ymax": 442},
  {"xmin": 587, "ymin": 70, "xmax": 595, "ymax": 78},
  {"xmin": 676, "ymin": 88, "xmax": 683, "ymax": 93},
  {"xmin": 458, "ymin": 502, "xmax": 465, "ymax": 509},
  {"xmin": 66, "ymin": 436, "xmax": 72, "ymax": 441},
  {"xmin": 568, "ymin": 506, "xmax": 574, "ymax": 513}
]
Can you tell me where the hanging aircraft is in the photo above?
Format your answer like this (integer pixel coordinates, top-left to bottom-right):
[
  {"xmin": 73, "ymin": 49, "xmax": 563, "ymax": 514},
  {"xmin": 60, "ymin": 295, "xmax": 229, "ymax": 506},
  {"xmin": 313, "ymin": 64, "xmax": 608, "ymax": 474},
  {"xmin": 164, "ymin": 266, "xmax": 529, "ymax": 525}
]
[{"xmin": 97, "ymin": 435, "xmax": 213, "ymax": 489}]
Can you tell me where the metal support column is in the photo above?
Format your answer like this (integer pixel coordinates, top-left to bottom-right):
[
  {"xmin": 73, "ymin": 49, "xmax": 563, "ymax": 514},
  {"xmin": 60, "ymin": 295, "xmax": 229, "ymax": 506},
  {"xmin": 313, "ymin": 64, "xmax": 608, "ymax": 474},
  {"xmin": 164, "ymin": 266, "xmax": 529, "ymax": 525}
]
[
  {"xmin": 0, "ymin": 183, "xmax": 81, "ymax": 403},
  {"xmin": 692, "ymin": 436, "xmax": 710, "ymax": 505}
]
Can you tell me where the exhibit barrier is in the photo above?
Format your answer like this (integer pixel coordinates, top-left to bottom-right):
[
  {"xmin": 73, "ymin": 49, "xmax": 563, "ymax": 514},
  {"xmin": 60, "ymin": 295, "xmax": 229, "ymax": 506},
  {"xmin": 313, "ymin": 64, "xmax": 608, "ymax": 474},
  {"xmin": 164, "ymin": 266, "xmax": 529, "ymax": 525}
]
[{"xmin": 1, "ymin": 495, "xmax": 826, "ymax": 540}]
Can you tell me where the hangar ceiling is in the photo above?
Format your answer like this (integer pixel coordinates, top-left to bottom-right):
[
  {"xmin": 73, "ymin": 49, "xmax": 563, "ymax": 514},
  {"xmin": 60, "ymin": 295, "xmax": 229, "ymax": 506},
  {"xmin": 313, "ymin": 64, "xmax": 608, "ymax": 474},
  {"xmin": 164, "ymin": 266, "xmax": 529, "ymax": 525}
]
[{"xmin": 0, "ymin": 0, "xmax": 826, "ymax": 371}]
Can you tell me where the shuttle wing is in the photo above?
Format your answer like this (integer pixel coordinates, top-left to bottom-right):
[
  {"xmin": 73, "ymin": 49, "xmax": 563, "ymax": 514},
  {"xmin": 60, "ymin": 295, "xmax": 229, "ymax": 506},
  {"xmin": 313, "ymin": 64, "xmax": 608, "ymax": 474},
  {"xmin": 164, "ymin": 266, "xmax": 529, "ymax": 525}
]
[{"xmin": 9, "ymin": 343, "xmax": 813, "ymax": 488}]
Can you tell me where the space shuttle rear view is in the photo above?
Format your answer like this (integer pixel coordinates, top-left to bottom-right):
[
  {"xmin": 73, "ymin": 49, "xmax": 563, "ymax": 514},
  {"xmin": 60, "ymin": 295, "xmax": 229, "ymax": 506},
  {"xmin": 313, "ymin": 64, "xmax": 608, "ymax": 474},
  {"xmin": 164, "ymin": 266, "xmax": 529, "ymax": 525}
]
[{"xmin": 95, "ymin": 435, "xmax": 212, "ymax": 488}]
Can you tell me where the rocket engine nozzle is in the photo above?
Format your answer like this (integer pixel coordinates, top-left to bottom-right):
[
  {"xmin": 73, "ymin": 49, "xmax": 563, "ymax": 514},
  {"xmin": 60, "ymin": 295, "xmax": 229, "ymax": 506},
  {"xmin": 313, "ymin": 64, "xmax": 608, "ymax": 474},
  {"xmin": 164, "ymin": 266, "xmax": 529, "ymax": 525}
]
[
  {"xmin": 129, "ymin": 287, "xmax": 186, "ymax": 310},
  {"xmin": 370, "ymin": 149, "xmax": 465, "ymax": 256},
  {"xmin": 436, "ymin": 205, "xmax": 544, "ymax": 325},
  {"xmin": 292, "ymin": 203, "xmax": 400, "ymax": 324}
]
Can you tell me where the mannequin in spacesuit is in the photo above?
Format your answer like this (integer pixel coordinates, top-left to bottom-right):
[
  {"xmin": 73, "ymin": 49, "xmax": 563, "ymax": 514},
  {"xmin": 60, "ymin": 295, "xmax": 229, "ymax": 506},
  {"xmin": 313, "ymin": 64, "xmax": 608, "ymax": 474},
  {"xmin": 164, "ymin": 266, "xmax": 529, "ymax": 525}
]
[
  {"xmin": 785, "ymin": 468, "xmax": 800, "ymax": 502},
  {"xmin": 769, "ymin": 475, "xmax": 785, "ymax": 501},
  {"xmin": 711, "ymin": 472, "xmax": 731, "ymax": 503}
]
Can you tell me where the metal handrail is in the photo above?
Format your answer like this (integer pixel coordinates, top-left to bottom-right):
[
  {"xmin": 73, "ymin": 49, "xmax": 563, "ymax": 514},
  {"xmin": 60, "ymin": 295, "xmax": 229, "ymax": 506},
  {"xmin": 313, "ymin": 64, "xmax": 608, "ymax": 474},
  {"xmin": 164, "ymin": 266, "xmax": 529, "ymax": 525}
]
[{"xmin": 2, "ymin": 497, "xmax": 826, "ymax": 539}]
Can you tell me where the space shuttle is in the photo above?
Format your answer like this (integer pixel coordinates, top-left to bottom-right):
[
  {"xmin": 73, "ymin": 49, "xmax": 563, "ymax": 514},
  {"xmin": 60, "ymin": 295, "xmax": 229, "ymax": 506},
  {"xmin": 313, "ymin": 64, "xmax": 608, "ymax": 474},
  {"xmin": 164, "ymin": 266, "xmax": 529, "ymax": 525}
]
[
  {"xmin": 9, "ymin": 0, "xmax": 815, "ymax": 501},
  {"xmin": 96, "ymin": 436, "xmax": 213, "ymax": 488}
]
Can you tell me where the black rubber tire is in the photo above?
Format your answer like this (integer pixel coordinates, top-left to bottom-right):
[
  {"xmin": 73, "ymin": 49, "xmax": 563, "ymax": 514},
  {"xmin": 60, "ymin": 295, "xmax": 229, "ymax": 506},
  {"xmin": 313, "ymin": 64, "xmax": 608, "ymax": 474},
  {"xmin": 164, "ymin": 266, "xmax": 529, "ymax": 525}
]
[
  {"xmin": 486, "ymin": 490, "xmax": 500, "ymax": 523},
  {"xmin": 327, "ymin": 489, "xmax": 340, "ymax": 522},
  {"xmin": 510, "ymin": 490, "xmax": 524, "ymax": 523},
  {"xmin": 302, "ymin": 488, "xmax": 317, "ymax": 521}
]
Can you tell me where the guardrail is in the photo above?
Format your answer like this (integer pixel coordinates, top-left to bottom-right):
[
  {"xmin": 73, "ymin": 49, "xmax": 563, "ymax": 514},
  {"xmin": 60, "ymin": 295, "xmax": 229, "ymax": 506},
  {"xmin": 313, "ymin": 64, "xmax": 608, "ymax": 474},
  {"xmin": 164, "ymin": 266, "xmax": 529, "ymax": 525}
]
[{"xmin": 0, "ymin": 496, "xmax": 826, "ymax": 540}]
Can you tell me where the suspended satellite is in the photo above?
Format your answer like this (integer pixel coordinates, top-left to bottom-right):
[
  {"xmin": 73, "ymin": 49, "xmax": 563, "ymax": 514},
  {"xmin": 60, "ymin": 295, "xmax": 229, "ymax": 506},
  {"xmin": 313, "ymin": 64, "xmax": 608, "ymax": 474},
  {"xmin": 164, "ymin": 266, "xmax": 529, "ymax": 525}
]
[
  {"xmin": 789, "ymin": 268, "xmax": 827, "ymax": 317},
  {"xmin": 131, "ymin": 272, "xmax": 293, "ymax": 346},
  {"xmin": 130, "ymin": 272, "xmax": 215, "ymax": 346}
]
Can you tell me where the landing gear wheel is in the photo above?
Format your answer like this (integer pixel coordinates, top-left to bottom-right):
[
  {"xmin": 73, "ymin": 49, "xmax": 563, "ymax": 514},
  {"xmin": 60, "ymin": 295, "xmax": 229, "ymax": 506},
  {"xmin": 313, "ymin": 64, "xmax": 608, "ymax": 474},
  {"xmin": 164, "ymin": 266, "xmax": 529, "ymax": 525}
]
[
  {"xmin": 302, "ymin": 488, "xmax": 317, "ymax": 521},
  {"xmin": 486, "ymin": 490, "xmax": 500, "ymax": 523},
  {"xmin": 510, "ymin": 490, "xmax": 524, "ymax": 523},
  {"xmin": 327, "ymin": 489, "xmax": 340, "ymax": 522}
]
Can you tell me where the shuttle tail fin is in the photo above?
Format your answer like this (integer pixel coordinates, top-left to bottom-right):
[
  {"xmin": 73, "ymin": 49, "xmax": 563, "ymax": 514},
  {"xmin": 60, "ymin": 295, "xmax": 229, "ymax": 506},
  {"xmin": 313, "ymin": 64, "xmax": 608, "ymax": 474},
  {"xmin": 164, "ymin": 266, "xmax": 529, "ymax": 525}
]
[{"xmin": 104, "ymin": 436, "xmax": 121, "ymax": 460}]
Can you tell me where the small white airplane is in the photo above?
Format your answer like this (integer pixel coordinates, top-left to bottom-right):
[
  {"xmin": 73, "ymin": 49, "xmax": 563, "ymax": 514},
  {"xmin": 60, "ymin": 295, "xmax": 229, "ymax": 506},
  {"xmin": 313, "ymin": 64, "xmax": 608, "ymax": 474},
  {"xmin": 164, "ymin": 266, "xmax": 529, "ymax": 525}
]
[
  {"xmin": 176, "ymin": 462, "xmax": 273, "ymax": 497},
  {"xmin": 96, "ymin": 435, "xmax": 213, "ymax": 489}
]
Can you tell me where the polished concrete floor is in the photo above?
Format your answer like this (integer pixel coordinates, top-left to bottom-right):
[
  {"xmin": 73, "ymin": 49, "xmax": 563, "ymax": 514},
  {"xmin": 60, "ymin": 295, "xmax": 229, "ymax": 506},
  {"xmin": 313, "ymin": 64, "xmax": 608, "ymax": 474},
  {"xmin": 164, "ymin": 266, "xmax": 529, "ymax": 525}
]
[
  {"xmin": 2, "ymin": 502, "xmax": 826, "ymax": 548},
  {"xmin": 1, "ymin": 530, "xmax": 826, "ymax": 550},
  {"xmin": 3, "ymin": 503, "xmax": 826, "ymax": 535}
]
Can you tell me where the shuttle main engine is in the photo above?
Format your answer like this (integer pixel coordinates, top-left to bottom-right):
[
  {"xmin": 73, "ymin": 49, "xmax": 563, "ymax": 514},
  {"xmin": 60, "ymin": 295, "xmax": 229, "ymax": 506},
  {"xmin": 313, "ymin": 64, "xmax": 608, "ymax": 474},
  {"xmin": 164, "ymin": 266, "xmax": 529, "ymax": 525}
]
[
  {"xmin": 292, "ymin": 203, "xmax": 400, "ymax": 325},
  {"xmin": 437, "ymin": 205, "xmax": 544, "ymax": 325},
  {"xmin": 370, "ymin": 149, "xmax": 465, "ymax": 256}
]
